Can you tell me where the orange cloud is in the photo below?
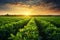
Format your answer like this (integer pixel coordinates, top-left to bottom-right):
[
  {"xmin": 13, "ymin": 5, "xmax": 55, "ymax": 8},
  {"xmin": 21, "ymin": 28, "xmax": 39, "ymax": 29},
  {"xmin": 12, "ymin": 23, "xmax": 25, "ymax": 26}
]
[{"xmin": 0, "ymin": 3, "xmax": 60, "ymax": 15}]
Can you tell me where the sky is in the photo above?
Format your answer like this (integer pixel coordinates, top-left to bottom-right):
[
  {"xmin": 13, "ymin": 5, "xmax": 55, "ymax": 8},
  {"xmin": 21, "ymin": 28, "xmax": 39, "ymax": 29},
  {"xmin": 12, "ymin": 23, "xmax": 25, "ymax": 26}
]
[{"xmin": 0, "ymin": 0, "xmax": 60, "ymax": 15}]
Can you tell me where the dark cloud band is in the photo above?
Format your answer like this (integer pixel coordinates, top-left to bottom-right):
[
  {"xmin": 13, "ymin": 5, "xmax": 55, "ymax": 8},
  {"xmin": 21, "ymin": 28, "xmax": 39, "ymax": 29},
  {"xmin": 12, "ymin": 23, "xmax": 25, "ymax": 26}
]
[{"xmin": 0, "ymin": 0, "xmax": 60, "ymax": 11}]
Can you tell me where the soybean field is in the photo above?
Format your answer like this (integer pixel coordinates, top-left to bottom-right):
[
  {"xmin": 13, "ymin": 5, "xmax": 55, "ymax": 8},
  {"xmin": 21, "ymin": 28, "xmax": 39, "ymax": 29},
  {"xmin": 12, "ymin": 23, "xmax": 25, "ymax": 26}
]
[{"xmin": 0, "ymin": 16, "xmax": 60, "ymax": 40}]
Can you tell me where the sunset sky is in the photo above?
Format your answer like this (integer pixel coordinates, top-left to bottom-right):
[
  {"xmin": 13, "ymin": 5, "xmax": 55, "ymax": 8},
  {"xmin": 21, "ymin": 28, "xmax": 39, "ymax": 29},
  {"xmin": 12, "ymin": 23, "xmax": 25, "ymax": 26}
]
[{"xmin": 0, "ymin": 0, "xmax": 60, "ymax": 15}]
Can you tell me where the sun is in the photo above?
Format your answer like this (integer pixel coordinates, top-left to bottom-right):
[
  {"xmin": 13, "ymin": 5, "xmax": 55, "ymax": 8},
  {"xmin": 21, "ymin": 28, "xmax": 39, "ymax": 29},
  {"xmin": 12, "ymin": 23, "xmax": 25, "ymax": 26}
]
[
  {"xmin": 24, "ymin": 11, "xmax": 31, "ymax": 16},
  {"xmin": 25, "ymin": 12, "xmax": 30, "ymax": 15}
]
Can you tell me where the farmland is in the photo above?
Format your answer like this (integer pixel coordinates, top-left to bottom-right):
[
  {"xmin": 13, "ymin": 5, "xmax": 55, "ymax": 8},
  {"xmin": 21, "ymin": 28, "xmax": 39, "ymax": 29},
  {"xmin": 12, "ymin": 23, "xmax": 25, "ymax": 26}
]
[{"xmin": 0, "ymin": 16, "xmax": 60, "ymax": 40}]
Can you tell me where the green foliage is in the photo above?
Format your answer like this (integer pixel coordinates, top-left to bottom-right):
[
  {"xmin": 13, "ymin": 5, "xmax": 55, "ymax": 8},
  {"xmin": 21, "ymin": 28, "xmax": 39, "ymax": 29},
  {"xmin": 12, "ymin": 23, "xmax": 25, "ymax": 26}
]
[
  {"xmin": 0, "ymin": 16, "xmax": 60, "ymax": 40},
  {"xmin": 9, "ymin": 18, "xmax": 39, "ymax": 40},
  {"xmin": 0, "ymin": 17, "xmax": 30, "ymax": 40},
  {"xmin": 35, "ymin": 17, "xmax": 60, "ymax": 40}
]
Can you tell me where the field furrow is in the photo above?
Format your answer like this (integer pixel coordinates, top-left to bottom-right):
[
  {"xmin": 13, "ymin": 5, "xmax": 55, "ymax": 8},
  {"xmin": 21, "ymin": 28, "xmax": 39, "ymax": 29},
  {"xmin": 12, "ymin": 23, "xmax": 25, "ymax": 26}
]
[
  {"xmin": 0, "ymin": 17, "xmax": 30, "ymax": 40},
  {"xmin": 0, "ymin": 16, "xmax": 60, "ymax": 40},
  {"xmin": 8, "ymin": 18, "xmax": 39, "ymax": 40},
  {"xmin": 35, "ymin": 17, "xmax": 60, "ymax": 40}
]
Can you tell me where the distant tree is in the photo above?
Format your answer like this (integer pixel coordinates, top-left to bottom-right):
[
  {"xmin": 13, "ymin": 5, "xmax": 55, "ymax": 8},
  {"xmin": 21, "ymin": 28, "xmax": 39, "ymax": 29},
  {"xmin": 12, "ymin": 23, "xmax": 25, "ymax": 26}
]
[{"xmin": 5, "ymin": 14, "xmax": 10, "ymax": 16}]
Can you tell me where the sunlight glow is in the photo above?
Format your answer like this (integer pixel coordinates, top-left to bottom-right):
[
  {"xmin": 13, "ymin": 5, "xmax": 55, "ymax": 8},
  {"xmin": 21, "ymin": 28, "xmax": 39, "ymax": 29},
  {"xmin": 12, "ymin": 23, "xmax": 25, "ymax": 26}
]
[{"xmin": 24, "ymin": 11, "xmax": 31, "ymax": 15}]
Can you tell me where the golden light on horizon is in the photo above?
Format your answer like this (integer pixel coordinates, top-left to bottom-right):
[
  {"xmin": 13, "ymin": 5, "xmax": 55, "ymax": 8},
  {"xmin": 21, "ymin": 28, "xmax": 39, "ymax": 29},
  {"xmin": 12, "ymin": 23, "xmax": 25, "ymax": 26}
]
[
  {"xmin": 23, "ymin": 10, "xmax": 32, "ymax": 15},
  {"xmin": 1, "ymin": 4, "xmax": 59, "ymax": 15}
]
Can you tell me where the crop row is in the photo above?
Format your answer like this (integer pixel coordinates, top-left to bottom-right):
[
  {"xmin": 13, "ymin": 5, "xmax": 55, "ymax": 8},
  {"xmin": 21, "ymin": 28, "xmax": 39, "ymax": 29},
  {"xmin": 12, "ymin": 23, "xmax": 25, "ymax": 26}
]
[
  {"xmin": 8, "ymin": 18, "xmax": 39, "ymax": 40},
  {"xmin": 35, "ymin": 18, "xmax": 60, "ymax": 40},
  {"xmin": 36, "ymin": 17, "xmax": 60, "ymax": 28},
  {"xmin": 0, "ymin": 18, "xmax": 30, "ymax": 40},
  {"xmin": 0, "ymin": 17, "xmax": 24, "ymax": 26}
]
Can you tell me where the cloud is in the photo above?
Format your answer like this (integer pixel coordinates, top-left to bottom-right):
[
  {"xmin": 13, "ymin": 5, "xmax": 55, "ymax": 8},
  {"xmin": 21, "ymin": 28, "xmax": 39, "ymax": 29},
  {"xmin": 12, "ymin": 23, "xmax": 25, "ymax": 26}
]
[
  {"xmin": 0, "ymin": 4, "xmax": 11, "ymax": 11},
  {"xmin": 41, "ymin": 0, "xmax": 60, "ymax": 10},
  {"xmin": 0, "ymin": 0, "xmax": 60, "ymax": 15}
]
